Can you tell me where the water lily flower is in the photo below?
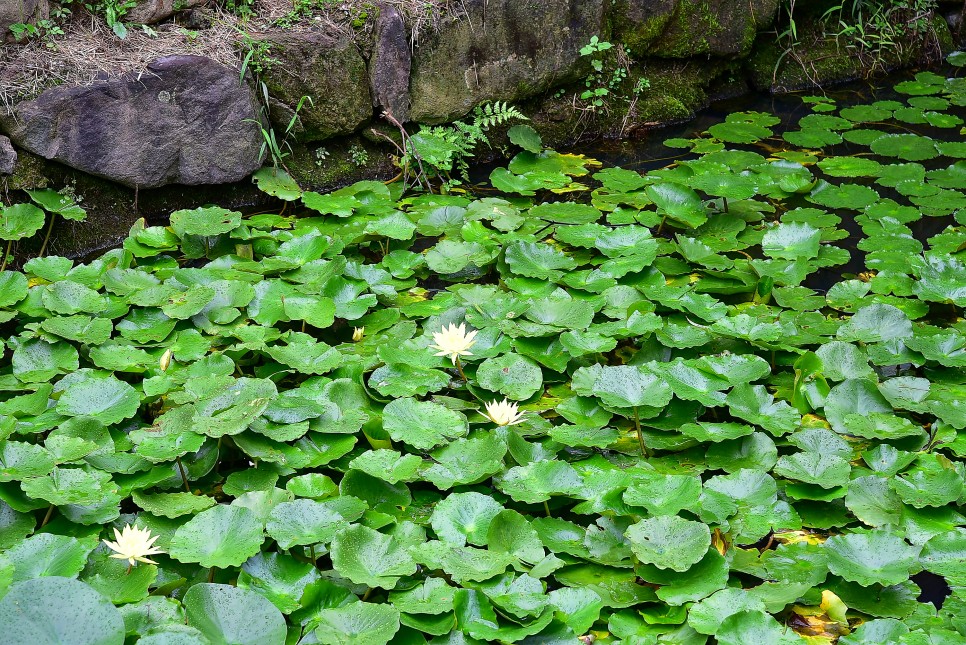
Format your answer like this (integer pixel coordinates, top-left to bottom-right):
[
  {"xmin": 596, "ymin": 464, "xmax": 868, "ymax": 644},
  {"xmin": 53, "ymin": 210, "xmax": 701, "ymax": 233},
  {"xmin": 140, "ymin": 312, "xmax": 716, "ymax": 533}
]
[
  {"xmin": 429, "ymin": 322, "xmax": 478, "ymax": 363},
  {"xmin": 484, "ymin": 398, "xmax": 524, "ymax": 426},
  {"xmin": 352, "ymin": 327, "xmax": 365, "ymax": 342},
  {"xmin": 159, "ymin": 349, "xmax": 172, "ymax": 371},
  {"xmin": 103, "ymin": 524, "xmax": 164, "ymax": 567}
]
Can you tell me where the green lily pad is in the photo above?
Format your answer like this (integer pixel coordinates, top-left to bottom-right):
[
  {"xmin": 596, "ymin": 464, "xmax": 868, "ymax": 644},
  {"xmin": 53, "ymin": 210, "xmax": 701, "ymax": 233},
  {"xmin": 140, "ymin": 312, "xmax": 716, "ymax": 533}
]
[
  {"xmin": 330, "ymin": 523, "xmax": 418, "ymax": 588},
  {"xmin": 870, "ymin": 134, "xmax": 939, "ymax": 161},
  {"xmin": 184, "ymin": 583, "xmax": 286, "ymax": 645},
  {"xmin": 315, "ymin": 602, "xmax": 400, "ymax": 645},
  {"xmin": 0, "ymin": 577, "xmax": 125, "ymax": 645},
  {"xmin": 626, "ymin": 515, "xmax": 710, "ymax": 572},
  {"xmin": 824, "ymin": 531, "xmax": 921, "ymax": 586},
  {"xmin": 169, "ymin": 504, "xmax": 265, "ymax": 568},
  {"xmin": 0, "ymin": 203, "xmax": 46, "ymax": 241}
]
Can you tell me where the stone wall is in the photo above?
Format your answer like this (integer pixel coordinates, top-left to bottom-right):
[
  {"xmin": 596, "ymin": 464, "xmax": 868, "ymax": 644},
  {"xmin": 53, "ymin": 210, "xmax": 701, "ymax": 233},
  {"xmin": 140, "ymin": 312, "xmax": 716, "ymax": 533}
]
[
  {"xmin": 0, "ymin": 0, "xmax": 775, "ymax": 191},
  {"xmin": 0, "ymin": 0, "xmax": 954, "ymax": 197}
]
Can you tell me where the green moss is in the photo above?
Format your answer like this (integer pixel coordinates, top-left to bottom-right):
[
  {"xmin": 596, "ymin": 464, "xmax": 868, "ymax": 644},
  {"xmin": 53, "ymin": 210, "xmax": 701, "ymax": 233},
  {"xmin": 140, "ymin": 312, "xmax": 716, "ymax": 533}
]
[
  {"xmin": 526, "ymin": 57, "xmax": 731, "ymax": 145},
  {"xmin": 749, "ymin": 12, "xmax": 950, "ymax": 93},
  {"xmin": 933, "ymin": 15, "xmax": 955, "ymax": 57},
  {"xmin": 748, "ymin": 34, "xmax": 864, "ymax": 92},
  {"xmin": 285, "ymin": 137, "xmax": 395, "ymax": 191},
  {"xmin": 612, "ymin": 0, "xmax": 678, "ymax": 56},
  {"xmin": 6, "ymin": 150, "xmax": 51, "ymax": 191}
]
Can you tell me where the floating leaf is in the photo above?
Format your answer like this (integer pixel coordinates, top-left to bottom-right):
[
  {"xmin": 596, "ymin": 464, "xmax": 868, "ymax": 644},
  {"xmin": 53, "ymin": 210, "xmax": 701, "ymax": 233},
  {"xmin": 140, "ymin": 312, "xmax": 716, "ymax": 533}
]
[
  {"xmin": 0, "ymin": 577, "xmax": 125, "ymax": 645},
  {"xmin": 824, "ymin": 532, "xmax": 920, "ymax": 586},
  {"xmin": 169, "ymin": 504, "xmax": 265, "ymax": 568},
  {"xmin": 330, "ymin": 524, "xmax": 417, "ymax": 588},
  {"xmin": 626, "ymin": 515, "xmax": 710, "ymax": 572},
  {"xmin": 184, "ymin": 583, "xmax": 287, "ymax": 645}
]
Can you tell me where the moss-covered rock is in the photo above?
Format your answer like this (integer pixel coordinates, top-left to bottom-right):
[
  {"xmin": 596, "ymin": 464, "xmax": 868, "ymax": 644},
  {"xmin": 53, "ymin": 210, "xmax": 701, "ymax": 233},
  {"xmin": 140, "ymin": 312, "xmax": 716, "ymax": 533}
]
[
  {"xmin": 611, "ymin": 0, "xmax": 679, "ymax": 56},
  {"xmin": 527, "ymin": 57, "xmax": 734, "ymax": 146},
  {"xmin": 409, "ymin": 0, "xmax": 606, "ymax": 124},
  {"xmin": 5, "ymin": 147, "xmax": 50, "ymax": 191},
  {"xmin": 284, "ymin": 136, "xmax": 396, "ymax": 192},
  {"xmin": 260, "ymin": 31, "xmax": 373, "ymax": 142},
  {"xmin": 646, "ymin": 0, "xmax": 780, "ymax": 58}
]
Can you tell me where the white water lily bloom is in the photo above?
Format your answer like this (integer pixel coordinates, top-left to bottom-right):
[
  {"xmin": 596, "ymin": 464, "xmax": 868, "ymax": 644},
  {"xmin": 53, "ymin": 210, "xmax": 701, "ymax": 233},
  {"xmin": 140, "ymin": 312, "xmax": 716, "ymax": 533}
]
[
  {"xmin": 429, "ymin": 322, "xmax": 478, "ymax": 363},
  {"xmin": 103, "ymin": 524, "xmax": 165, "ymax": 567},
  {"xmin": 352, "ymin": 326, "xmax": 365, "ymax": 342},
  {"xmin": 484, "ymin": 398, "xmax": 524, "ymax": 426}
]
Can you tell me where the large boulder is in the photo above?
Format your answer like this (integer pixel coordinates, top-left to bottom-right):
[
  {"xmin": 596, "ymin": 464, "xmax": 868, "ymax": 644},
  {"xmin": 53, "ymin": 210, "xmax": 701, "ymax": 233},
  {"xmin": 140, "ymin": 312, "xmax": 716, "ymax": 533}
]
[
  {"xmin": 409, "ymin": 0, "xmax": 606, "ymax": 123},
  {"xmin": 0, "ymin": 55, "xmax": 265, "ymax": 189},
  {"xmin": 369, "ymin": 3, "xmax": 411, "ymax": 123},
  {"xmin": 260, "ymin": 31, "xmax": 373, "ymax": 142},
  {"xmin": 641, "ymin": 0, "xmax": 780, "ymax": 58},
  {"xmin": 0, "ymin": 0, "xmax": 47, "ymax": 42}
]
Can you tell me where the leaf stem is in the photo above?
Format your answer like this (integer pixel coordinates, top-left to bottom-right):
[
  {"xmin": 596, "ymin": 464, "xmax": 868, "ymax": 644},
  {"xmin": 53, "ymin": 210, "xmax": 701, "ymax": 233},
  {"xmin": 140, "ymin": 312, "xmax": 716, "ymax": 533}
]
[
  {"xmin": 38, "ymin": 214, "xmax": 54, "ymax": 257},
  {"xmin": 543, "ymin": 501, "xmax": 551, "ymax": 518},
  {"xmin": 0, "ymin": 240, "xmax": 11, "ymax": 272},
  {"xmin": 455, "ymin": 356, "xmax": 468, "ymax": 383},
  {"xmin": 309, "ymin": 544, "xmax": 317, "ymax": 566},
  {"xmin": 176, "ymin": 456, "xmax": 191, "ymax": 493},
  {"xmin": 208, "ymin": 567, "xmax": 216, "ymax": 583},
  {"xmin": 362, "ymin": 587, "xmax": 372, "ymax": 601},
  {"xmin": 40, "ymin": 503, "xmax": 54, "ymax": 528},
  {"xmin": 633, "ymin": 406, "xmax": 648, "ymax": 458}
]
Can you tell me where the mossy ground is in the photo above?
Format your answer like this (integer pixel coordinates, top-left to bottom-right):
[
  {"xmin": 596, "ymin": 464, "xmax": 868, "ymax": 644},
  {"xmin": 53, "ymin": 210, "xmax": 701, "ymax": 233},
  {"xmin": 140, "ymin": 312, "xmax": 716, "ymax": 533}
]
[{"xmin": 749, "ymin": 13, "xmax": 953, "ymax": 93}]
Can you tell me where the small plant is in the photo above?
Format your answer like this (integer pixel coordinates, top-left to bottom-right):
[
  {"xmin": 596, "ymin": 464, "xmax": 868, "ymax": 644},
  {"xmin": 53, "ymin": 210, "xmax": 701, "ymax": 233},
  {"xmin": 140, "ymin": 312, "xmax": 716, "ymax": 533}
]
[
  {"xmin": 9, "ymin": 22, "xmax": 38, "ymax": 41},
  {"xmin": 348, "ymin": 144, "xmax": 369, "ymax": 167},
  {"xmin": 9, "ymin": 16, "xmax": 65, "ymax": 44},
  {"xmin": 247, "ymin": 91, "xmax": 313, "ymax": 171},
  {"xmin": 223, "ymin": 0, "xmax": 255, "ymax": 19},
  {"xmin": 314, "ymin": 147, "xmax": 331, "ymax": 167},
  {"xmin": 577, "ymin": 36, "xmax": 642, "ymax": 112},
  {"xmin": 399, "ymin": 101, "xmax": 527, "ymax": 190},
  {"xmin": 578, "ymin": 35, "xmax": 614, "ymax": 108},
  {"xmin": 239, "ymin": 34, "xmax": 277, "ymax": 79},
  {"xmin": 85, "ymin": 0, "xmax": 137, "ymax": 38},
  {"xmin": 272, "ymin": 0, "xmax": 325, "ymax": 28}
]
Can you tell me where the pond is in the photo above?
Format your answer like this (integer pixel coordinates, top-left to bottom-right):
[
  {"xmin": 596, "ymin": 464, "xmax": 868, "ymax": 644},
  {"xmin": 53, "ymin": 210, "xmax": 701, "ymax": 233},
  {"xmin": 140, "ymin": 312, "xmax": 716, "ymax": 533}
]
[{"xmin": 0, "ymin": 60, "xmax": 965, "ymax": 644}]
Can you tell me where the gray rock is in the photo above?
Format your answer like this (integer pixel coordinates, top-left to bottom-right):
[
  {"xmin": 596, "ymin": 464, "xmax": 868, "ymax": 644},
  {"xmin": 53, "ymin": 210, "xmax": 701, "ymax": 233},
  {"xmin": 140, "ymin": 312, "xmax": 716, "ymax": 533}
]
[
  {"xmin": 0, "ymin": 55, "xmax": 265, "ymax": 188},
  {"xmin": 260, "ymin": 31, "xmax": 373, "ymax": 142},
  {"xmin": 409, "ymin": 0, "xmax": 605, "ymax": 123},
  {"xmin": 0, "ymin": 0, "xmax": 47, "ymax": 42},
  {"xmin": 0, "ymin": 135, "xmax": 15, "ymax": 175},
  {"xmin": 126, "ymin": 0, "xmax": 204, "ymax": 25},
  {"xmin": 369, "ymin": 2, "xmax": 411, "ymax": 123}
]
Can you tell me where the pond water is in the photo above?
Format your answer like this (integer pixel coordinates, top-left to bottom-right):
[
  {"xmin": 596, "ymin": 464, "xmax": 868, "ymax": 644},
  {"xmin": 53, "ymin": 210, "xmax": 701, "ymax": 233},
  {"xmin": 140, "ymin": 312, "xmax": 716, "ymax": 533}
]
[{"xmin": 1, "ymin": 63, "xmax": 965, "ymax": 644}]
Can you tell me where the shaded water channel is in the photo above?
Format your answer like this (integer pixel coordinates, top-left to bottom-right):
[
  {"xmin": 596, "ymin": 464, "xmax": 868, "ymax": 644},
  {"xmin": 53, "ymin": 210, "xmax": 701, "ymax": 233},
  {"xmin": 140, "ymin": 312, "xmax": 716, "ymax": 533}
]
[{"xmin": 468, "ymin": 68, "xmax": 963, "ymax": 293}]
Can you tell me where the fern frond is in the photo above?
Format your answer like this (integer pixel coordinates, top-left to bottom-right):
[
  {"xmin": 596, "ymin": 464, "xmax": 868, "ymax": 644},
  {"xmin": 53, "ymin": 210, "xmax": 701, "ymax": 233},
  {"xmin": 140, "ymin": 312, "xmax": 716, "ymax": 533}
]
[{"xmin": 473, "ymin": 101, "xmax": 528, "ymax": 129}]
